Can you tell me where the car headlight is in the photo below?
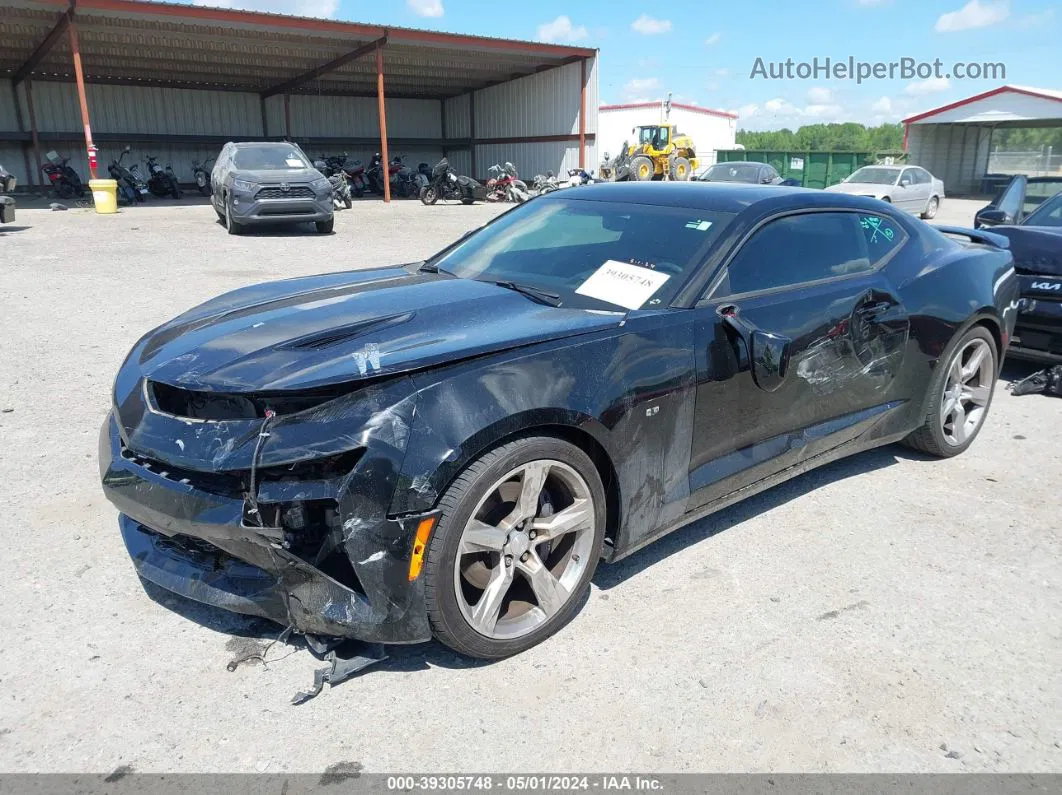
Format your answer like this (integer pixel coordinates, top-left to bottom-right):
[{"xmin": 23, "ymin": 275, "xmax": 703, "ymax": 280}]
[
  {"xmin": 311, "ymin": 177, "xmax": 331, "ymax": 191},
  {"xmin": 232, "ymin": 178, "xmax": 257, "ymax": 192}
]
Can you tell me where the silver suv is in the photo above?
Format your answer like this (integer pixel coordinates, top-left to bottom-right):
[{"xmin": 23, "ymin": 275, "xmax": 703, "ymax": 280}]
[{"xmin": 211, "ymin": 142, "xmax": 334, "ymax": 235}]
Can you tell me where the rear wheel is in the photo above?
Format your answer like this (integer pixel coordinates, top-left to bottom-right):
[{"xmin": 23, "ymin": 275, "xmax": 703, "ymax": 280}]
[
  {"xmin": 921, "ymin": 196, "xmax": 939, "ymax": 219},
  {"xmin": 343, "ymin": 194, "xmax": 353, "ymax": 209},
  {"xmin": 424, "ymin": 436, "xmax": 606, "ymax": 659},
  {"xmin": 670, "ymin": 156, "xmax": 691, "ymax": 181},
  {"xmin": 315, "ymin": 217, "xmax": 334, "ymax": 234},
  {"xmin": 631, "ymin": 156, "xmax": 654, "ymax": 182},
  {"xmin": 902, "ymin": 326, "xmax": 997, "ymax": 457}
]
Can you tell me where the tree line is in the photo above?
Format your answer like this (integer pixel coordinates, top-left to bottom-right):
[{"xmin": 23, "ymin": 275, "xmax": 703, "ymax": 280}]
[{"xmin": 736, "ymin": 122, "xmax": 1062, "ymax": 152}]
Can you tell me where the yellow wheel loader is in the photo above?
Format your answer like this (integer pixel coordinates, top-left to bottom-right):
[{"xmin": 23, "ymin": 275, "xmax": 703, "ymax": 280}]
[{"xmin": 606, "ymin": 124, "xmax": 698, "ymax": 182}]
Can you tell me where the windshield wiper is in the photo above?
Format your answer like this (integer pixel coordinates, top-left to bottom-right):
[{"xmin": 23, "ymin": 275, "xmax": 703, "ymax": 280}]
[{"xmin": 493, "ymin": 281, "xmax": 563, "ymax": 307}]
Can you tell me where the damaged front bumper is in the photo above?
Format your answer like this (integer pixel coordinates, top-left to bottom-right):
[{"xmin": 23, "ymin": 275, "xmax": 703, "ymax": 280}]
[{"xmin": 99, "ymin": 375, "xmax": 435, "ymax": 644}]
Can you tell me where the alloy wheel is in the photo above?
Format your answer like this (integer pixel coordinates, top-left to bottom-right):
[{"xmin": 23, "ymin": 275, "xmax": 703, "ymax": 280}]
[
  {"xmin": 939, "ymin": 337, "xmax": 994, "ymax": 446},
  {"xmin": 453, "ymin": 460, "xmax": 595, "ymax": 640}
]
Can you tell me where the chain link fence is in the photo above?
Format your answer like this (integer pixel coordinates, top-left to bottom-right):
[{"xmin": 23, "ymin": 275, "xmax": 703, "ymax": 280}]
[{"xmin": 987, "ymin": 148, "xmax": 1062, "ymax": 176}]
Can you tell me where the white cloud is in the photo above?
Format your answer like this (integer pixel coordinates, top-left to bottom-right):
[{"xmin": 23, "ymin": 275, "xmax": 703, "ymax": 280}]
[
  {"xmin": 807, "ymin": 86, "xmax": 833, "ymax": 103},
  {"xmin": 737, "ymin": 103, "xmax": 759, "ymax": 118},
  {"xmin": 935, "ymin": 0, "xmax": 1009, "ymax": 31},
  {"xmin": 764, "ymin": 97, "xmax": 793, "ymax": 112},
  {"xmin": 905, "ymin": 76, "xmax": 951, "ymax": 95},
  {"xmin": 631, "ymin": 14, "xmax": 672, "ymax": 34},
  {"xmin": 714, "ymin": 68, "xmax": 729, "ymax": 77},
  {"xmin": 536, "ymin": 15, "xmax": 588, "ymax": 43},
  {"xmin": 704, "ymin": 32, "xmax": 721, "ymax": 45},
  {"xmin": 190, "ymin": 0, "xmax": 338, "ymax": 14},
  {"xmin": 804, "ymin": 103, "xmax": 844, "ymax": 118},
  {"xmin": 407, "ymin": 0, "xmax": 443, "ymax": 16},
  {"xmin": 623, "ymin": 77, "xmax": 660, "ymax": 100},
  {"xmin": 871, "ymin": 96, "xmax": 893, "ymax": 113},
  {"xmin": 857, "ymin": 0, "xmax": 891, "ymax": 6}
]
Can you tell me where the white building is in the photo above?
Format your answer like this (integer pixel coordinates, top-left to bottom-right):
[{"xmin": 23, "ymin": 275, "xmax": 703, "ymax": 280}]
[{"xmin": 598, "ymin": 101, "xmax": 737, "ymax": 171}]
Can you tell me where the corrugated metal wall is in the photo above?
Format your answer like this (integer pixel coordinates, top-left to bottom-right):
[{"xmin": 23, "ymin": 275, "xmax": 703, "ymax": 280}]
[
  {"xmin": 0, "ymin": 52, "xmax": 599, "ymax": 190},
  {"xmin": 907, "ymin": 123, "xmax": 992, "ymax": 195}
]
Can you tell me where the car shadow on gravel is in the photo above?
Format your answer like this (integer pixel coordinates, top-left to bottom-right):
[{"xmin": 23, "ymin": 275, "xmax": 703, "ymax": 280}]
[{"xmin": 594, "ymin": 444, "xmax": 915, "ymax": 590}]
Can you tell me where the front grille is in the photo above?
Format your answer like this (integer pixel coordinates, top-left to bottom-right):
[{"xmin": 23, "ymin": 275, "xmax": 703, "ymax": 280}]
[
  {"xmin": 255, "ymin": 186, "xmax": 314, "ymax": 200},
  {"xmin": 121, "ymin": 445, "xmax": 246, "ymax": 498}
]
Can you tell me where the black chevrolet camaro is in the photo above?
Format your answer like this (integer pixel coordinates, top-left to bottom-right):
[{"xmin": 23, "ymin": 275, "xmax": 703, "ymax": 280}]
[{"xmin": 101, "ymin": 183, "xmax": 1019, "ymax": 659}]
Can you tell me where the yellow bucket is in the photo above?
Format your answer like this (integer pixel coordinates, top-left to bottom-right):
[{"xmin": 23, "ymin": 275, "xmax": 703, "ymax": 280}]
[{"xmin": 89, "ymin": 178, "xmax": 118, "ymax": 214}]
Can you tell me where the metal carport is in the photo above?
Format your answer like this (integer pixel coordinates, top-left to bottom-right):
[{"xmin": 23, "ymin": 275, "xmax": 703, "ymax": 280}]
[
  {"xmin": 0, "ymin": 0, "xmax": 599, "ymax": 200},
  {"xmin": 903, "ymin": 85, "xmax": 1062, "ymax": 196}
]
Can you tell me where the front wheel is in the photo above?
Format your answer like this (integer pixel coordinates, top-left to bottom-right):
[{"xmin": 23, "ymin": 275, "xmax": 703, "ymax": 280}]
[
  {"xmin": 669, "ymin": 156, "xmax": 691, "ymax": 181},
  {"xmin": 921, "ymin": 196, "xmax": 939, "ymax": 220},
  {"xmin": 631, "ymin": 155, "xmax": 655, "ymax": 182},
  {"xmin": 420, "ymin": 186, "xmax": 439, "ymax": 205},
  {"xmin": 902, "ymin": 326, "xmax": 997, "ymax": 457},
  {"xmin": 225, "ymin": 200, "xmax": 243, "ymax": 235},
  {"xmin": 343, "ymin": 195, "xmax": 353, "ymax": 209},
  {"xmin": 56, "ymin": 181, "xmax": 75, "ymax": 200},
  {"xmin": 424, "ymin": 436, "xmax": 606, "ymax": 659}
]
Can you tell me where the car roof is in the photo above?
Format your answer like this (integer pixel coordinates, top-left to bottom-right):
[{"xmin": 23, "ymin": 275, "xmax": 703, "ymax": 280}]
[
  {"xmin": 555, "ymin": 181, "xmax": 889, "ymax": 214},
  {"xmin": 1029, "ymin": 176, "xmax": 1062, "ymax": 184},
  {"xmin": 229, "ymin": 141, "xmax": 298, "ymax": 149}
]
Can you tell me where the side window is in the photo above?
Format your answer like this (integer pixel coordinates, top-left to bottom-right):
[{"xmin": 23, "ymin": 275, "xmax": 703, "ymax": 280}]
[
  {"xmin": 913, "ymin": 169, "xmax": 928, "ymax": 184},
  {"xmin": 899, "ymin": 169, "xmax": 914, "ymax": 186},
  {"xmin": 764, "ymin": 166, "xmax": 779, "ymax": 182},
  {"xmin": 726, "ymin": 212, "xmax": 874, "ymax": 295},
  {"xmin": 858, "ymin": 213, "xmax": 908, "ymax": 263},
  {"xmin": 996, "ymin": 179, "xmax": 1025, "ymax": 218}
]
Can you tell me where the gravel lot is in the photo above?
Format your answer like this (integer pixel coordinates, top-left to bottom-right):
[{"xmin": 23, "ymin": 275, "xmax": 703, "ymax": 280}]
[{"xmin": 1, "ymin": 195, "xmax": 1059, "ymax": 774}]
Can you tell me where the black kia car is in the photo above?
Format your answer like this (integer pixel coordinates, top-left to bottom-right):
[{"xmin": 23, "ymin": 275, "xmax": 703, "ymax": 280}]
[{"xmin": 101, "ymin": 183, "xmax": 1018, "ymax": 659}]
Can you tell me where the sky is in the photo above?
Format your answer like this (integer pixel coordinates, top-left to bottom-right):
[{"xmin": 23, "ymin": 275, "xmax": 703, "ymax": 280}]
[{"xmin": 187, "ymin": 0, "xmax": 1060, "ymax": 129}]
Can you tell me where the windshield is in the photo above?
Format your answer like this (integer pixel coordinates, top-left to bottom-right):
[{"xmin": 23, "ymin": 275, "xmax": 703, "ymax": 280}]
[
  {"xmin": 1023, "ymin": 192, "xmax": 1062, "ymax": 227},
  {"xmin": 702, "ymin": 163, "xmax": 761, "ymax": 183},
  {"xmin": 846, "ymin": 167, "xmax": 899, "ymax": 185},
  {"xmin": 233, "ymin": 145, "xmax": 311, "ymax": 171},
  {"xmin": 430, "ymin": 198, "xmax": 734, "ymax": 311}
]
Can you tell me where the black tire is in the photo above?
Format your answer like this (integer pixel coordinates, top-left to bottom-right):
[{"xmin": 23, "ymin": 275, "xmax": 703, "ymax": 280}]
[
  {"xmin": 224, "ymin": 199, "xmax": 243, "ymax": 235},
  {"xmin": 315, "ymin": 217, "xmax": 334, "ymax": 234},
  {"xmin": 423, "ymin": 435, "xmax": 607, "ymax": 659},
  {"xmin": 461, "ymin": 197, "xmax": 475, "ymax": 205},
  {"xmin": 670, "ymin": 156, "xmax": 691, "ymax": 181},
  {"xmin": 901, "ymin": 325, "xmax": 997, "ymax": 458},
  {"xmin": 343, "ymin": 195, "xmax": 353, "ymax": 209},
  {"xmin": 56, "ymin": 181, "xmax": 75, "ymax": 200},
  {"xmin": 921, "ymin": 196, "xmax": 939, "ymax": 220},
  {"xmin": 631, "ymin": 155, "xmax": 655, "ymax": 182},
  {"xmin": 420, "ymin": 186, "xmax": 439, "ymax": 205}
]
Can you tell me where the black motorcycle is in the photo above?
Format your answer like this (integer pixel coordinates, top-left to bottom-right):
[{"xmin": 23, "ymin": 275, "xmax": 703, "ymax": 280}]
[
  {"xmin": 145, "ymin": 154, "xmax": 182, "ymax": 199},
  {"xmin": 314, "ymin": 157, "xmax": 352, "ymax": 209},
  {"xmin": 0, "ymin": 163, "xmax": 16, "ymax": 224},
  {"xmin": 41, "ymin": 151, "xmax": 85, "ymax": 200},
  {"xmin": 365, "ymin": 152, "xmax": 386, "ymax": 195},
  {"xmin": 192, "ymin": 157, "xmax": 214, "ymax": 196},
  {"xmin": 420, "ymin": 158, "xmax": 483, "ymax": 205},
  {"xmin": 108, "ymin": 146, "xmax": 148, "ymax": 205}
]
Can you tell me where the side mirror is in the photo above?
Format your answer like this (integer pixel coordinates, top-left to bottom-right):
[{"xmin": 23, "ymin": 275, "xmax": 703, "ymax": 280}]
[
  {"xmin": 899, "ymin": 177, "xmax": 912, "ymax": 187},
  {"xmin": 975, "ymin": 208, "xmax": 1010, "ymax": 227},
  {"xmin": 762, "ymin": 175, "xmax": 773, "ymax": 184}
]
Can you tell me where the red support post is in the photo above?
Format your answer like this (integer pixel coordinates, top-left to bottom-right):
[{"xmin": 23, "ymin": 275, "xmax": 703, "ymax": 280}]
[
  {"xmin": 579, "ymin": 58, "xmax": 587, "ymax": 169},
  {"xmin": 25, "ymin": 80, "xmax": 43, "ymax": 189},
  {"xmin": 376, "ymin": 41, "xmax": 391, "ymax": 203},
  {"xmin": 68, "ymin": 21, "xmax": 97, "ymax": 179}
]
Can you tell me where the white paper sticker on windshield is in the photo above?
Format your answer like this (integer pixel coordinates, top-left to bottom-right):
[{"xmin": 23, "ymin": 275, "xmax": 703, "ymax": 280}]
[
  {"xmin": 575, "ymin": 260, "xmax": 671, "ymax": 310},
  {"xmin": 685, "ymin": 219, "xmax": 713, "ymax": 231},
  {"xmin": 286, "ymin": 158, "xmax": 303, "ymax": 168}
]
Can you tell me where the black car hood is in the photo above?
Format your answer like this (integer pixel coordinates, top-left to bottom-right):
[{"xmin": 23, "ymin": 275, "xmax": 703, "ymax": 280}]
[
  {"xmin": 135, "ymin": 267, "xmax": 624, "ymax": 392},
  {"xmin": 992, "ymin": 225, "xmax": 1062, "ymax": 277}
]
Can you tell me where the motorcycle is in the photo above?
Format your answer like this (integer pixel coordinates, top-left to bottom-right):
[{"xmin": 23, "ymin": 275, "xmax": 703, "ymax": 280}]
[
  {"xmin": 532, "ymin": 171, "xmax": 561, "ymax": 195},
  {"xmin": 486, "ymin": 162, "xmax": 529, "ymax": 203},
  {"xmin": 566, "ymin": 168, "xmax": 595, "ymax": 188},
  {"xmin": 365, "ymin": 152, "xmax": 386, "ymax": 195},
  {"xmin": 145, "ymin": 154, "xmax": 182, "ymax": 199},
  {"xmin": 339, "ymin": 156, "xmax": 368, "ymax": 198},
  {"xmin": 108, "ymin": 146, "xmax": 148, "ymax": 205},
  {"xmin": 192, "ymin": 157, "xmax": 214, "ymax": 196},
  {"xmin": 41, "ymin": 151, "xmax": 85, "ymax": 200},
  {"xmin": 314, "ymin": 158, "xmax": 352, "ymax": 209},
  {"xmin": 419, "ymin": 158, "xmax": 483, "ymax": 205},
  {"xmin": 0, "ymin": 163, "xmax": 16, "ymax": 224},
  {"xmin": 389, "ymin": 156, "xmax": 420, "ymax": 199}
]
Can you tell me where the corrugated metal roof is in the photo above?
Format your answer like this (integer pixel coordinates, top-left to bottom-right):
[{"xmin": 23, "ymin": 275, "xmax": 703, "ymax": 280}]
[
  {"xmin": 903, "ymin": 85, "xmax": 1062, "ymax": 124},
  {"xmin": 2, "ymin": 0, "xmax": 596, "ymax": 97}
]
